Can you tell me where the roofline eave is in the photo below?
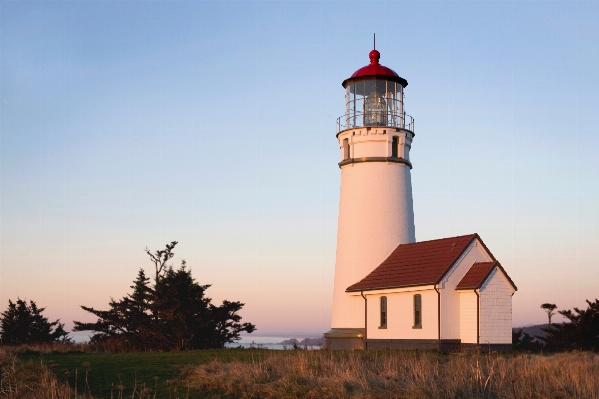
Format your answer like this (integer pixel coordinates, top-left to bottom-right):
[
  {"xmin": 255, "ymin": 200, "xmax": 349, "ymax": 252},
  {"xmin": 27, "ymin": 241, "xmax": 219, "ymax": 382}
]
[{"xmin": 346, "ymin": 282, "xmax": 437, "ymax": 293}]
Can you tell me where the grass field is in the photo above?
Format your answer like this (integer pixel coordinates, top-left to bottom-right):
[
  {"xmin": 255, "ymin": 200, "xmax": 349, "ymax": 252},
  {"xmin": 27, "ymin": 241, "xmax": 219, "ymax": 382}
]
[
  {"xmin": 19, "ymin": 348, "xmax": 272, "ymax": 398},
  {"xmin": 9, "ymin": 348, "xmax": 599, "ymax": 399},
  {"xmin": 187, "ymin": 350, "xmax": 599, "ymax": 399}
]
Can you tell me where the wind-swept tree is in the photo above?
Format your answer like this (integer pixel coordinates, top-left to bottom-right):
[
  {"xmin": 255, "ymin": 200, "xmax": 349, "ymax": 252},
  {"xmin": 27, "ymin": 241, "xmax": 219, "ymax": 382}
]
[
  {"xmin": 145, "ymin": 241, "xmax": 177, "ymax": 283},
  {"xmin": 0, "ymin": 299, "xmax": 71, "ymax": 345},
  {"xmin": 541, "ymin": 303, "xmax": 558, "ymax": 330},
  {"xmin": 74, "ymin": 243, "xmax": 256, "ymax": 351}
]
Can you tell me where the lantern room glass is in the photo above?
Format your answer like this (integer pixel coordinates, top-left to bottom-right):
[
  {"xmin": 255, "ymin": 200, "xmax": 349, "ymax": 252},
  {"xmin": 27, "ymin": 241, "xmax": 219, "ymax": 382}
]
[{"xmin": 344, "ymin": 79, "xmax": 404, "ymax": 130}]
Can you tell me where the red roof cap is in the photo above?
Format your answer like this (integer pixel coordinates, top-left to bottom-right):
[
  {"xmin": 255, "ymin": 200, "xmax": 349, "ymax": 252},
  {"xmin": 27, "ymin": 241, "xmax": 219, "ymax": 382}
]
[
  {"xmin": 350, "ymin": 49, "xmax": 399, "ymax": 79},
  {"xmin": 342, "ymin": 50, "xmax": 408, "ymax": 88},
  {"xmin": 369, "ymin": 50, "xmax": 381, "ymax": 64},
  {"xmin": 346, "ymin": 234, "xmax": 481, "ymax": 292}
]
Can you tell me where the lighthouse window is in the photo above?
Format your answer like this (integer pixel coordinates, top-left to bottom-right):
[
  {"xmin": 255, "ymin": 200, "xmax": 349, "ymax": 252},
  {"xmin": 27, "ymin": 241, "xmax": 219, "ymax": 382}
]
[
  {"xmin": 392, "ymin": 136, "xmax": 399, "ymax": 157},
  {"xmin": 380, "ymin": 296, "xmax": 387, "ymax": 328},
  {"xmin": 343, "ymin": 138, "xmax": 350, "ymax": 160},
  {"xmin": 413, "ymin": 294, "xmax": 422, "ymax": 328}
]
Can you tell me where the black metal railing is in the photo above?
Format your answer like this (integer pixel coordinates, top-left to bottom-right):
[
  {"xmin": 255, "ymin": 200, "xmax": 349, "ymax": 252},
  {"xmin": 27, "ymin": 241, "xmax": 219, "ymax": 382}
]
[
  {"xmin": 337, "ymin": 111, "xmax": 414, "ymax": 133},
  {"xmin": 336, "ymin": 97, "xmax": 414, "ymax": 133}
]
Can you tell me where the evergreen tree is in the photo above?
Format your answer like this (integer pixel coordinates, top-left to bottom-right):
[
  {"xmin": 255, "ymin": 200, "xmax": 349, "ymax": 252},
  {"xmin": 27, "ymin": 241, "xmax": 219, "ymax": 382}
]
[
  {"xmin": 74, "ymin": 269, "xmax": 156, "ymax": 350},
  {"xmin": 74, "ymin": 243, "xmax": 256, "ymax": 351},
  {"xmin": 0, "ymin": 299, "xmax": 70, "ymax": 345},
  {"xmin": 543, "ymin": 299, "xmax": 599, "ymax": 351}
]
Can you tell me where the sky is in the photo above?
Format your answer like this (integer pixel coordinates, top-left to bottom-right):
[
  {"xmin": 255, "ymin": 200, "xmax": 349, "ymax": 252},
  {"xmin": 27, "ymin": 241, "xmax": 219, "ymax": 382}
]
[{"xmin": 1, "ymin": 1, "xmax": 598, "ymax": 337}]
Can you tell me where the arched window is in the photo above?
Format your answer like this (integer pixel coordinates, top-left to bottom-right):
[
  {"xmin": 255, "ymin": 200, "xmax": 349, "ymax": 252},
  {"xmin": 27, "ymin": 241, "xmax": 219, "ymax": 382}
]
[
  {"xmin": 413, "ymin": 294, "xmax": 422, "ymax": 328},
  {"xmin": 380, "ymin": 296, "xmax": 387, "ymax": 328}
]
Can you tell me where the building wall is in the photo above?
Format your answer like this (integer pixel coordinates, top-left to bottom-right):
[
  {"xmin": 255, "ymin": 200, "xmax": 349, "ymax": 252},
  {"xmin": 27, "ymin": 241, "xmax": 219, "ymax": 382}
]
[
  {"xmin": 439, "ymin": 239, "xmax": 493, "ymax": 339},
  {"xmin": 459, "ymin": 291, "xmax": 478, "ymax": 344},
  {"xmin": 339, "ymin": 127, "xmax": 413, "ymax": 161},
  {"xmin": 331, "ymin": 126, "xmax": 416, "ymax": 329},
  {"xmin": 365, "ymin": 289, "xmax": 437, "ymax": 340},
  {"xmin": 479, "ymin": 269, "xmax": 513, "ymax": 344}
]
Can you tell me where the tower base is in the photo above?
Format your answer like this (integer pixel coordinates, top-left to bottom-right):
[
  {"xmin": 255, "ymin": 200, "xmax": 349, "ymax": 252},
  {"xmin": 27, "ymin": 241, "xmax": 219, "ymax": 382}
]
[
  {"xmin": 323, "ymin": 328, "xmax": 365, "ymax": 350},
  {"xmin": 323, "ymin": 335, "xmax": 513, "ymax": 353}
]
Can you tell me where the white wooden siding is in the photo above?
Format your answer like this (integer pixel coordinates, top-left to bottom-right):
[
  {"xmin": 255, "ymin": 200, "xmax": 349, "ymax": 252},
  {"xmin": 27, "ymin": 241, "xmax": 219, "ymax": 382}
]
[
  {"xmin": 459, "ymin": 291, "xmax": 478, "ymax": 344},
  {"xmin": 439, "ymin": 239, "xmax": 493, "ymax": 339},
  {"xmin": 479, "ymin": 269, "xmax": 513, "ymax": 344},
  {"xmin": 366, "ymin": 289, "xmax": 438, "ymax": 340}
]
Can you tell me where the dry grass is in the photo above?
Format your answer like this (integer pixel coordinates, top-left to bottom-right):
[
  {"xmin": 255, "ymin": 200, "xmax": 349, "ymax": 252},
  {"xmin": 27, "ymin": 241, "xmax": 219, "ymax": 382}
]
[
  {"xmin": 187, "ymin": 350, "xmax": 599, "ymax": 399},
  {"xmin": 0, "ymin": 347, "xmax": 93, "ymax": 399}
]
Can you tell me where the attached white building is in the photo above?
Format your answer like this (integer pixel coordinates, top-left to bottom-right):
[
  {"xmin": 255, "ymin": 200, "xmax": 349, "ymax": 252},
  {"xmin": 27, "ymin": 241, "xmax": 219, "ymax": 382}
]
[
  {"xmin": 343, "ymin": 234, "xmax": 516, "ymax": 351},
  {"xmin": 324, "ymin": 48, "xmax": 517, "ymax": 352}
]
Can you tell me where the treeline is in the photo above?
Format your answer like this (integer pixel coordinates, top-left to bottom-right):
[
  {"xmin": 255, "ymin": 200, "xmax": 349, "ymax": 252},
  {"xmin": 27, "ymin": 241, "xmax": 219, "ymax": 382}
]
[
  {"xmin": 0, "ymin": 241, "xmax": 255, "ymax": 351},
  {"xmin": 513, "ymin": 299, "xmax": 599, "ymax": 352}
]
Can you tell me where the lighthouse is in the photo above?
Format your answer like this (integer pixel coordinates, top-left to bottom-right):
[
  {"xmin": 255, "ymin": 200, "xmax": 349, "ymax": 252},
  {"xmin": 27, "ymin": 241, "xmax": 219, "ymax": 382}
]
[
  {"xmin": 324, "ymin": 48, "xmax": 517, "ymax": 352},
  {"xmin": 325, "ymin": 48, "xmax": 416, "ymax": 349}
]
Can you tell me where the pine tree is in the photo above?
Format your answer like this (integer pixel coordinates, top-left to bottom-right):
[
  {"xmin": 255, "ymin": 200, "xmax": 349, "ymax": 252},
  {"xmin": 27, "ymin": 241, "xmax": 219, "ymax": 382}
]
[
  {"xmin": 74, "ymin": 243, "xmax": 256, "ymax": 351},
  {"xmin": 74, "ymin": 268, "xmax": 157, "ymax": 349},
  {"xmin": 0, "ymin": 299, "xmax": 70, "ymax": 345}
]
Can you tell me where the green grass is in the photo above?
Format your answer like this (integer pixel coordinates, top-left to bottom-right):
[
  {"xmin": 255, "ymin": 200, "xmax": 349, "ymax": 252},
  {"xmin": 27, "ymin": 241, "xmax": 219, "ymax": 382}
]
[{"xmin": 21, "ymin": 348, "xmax": 278, "ymax": 399}]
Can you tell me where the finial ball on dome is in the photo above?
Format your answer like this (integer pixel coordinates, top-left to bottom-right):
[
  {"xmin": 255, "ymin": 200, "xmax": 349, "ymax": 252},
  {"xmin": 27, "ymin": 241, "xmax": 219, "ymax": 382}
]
[{"xmin": 369, "ymin": 49, "xmax": 380, "ymax": 65}]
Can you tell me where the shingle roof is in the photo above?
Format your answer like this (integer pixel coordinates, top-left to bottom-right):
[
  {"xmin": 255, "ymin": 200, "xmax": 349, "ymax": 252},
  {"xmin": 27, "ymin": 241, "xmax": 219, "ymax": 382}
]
[
  {"xmin": 456, "ymin": 261, "xmax": 517, "ymax": 291},
  {"xmin": 346, "ymin": 234, "xmax": 486, "ymax": 292}
]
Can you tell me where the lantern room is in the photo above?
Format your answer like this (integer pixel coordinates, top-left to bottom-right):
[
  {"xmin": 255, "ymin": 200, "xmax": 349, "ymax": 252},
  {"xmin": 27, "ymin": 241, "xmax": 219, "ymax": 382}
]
[{"xmin": 337, "ymin": 50, "xmax": 414, "ymax": 133}]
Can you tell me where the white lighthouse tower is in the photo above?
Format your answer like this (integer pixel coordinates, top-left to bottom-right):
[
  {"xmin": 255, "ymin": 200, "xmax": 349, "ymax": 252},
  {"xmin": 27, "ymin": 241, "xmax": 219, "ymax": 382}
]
[{"xmin": 325, "ymin": 48, "xmax": 416, "ymax": 349}]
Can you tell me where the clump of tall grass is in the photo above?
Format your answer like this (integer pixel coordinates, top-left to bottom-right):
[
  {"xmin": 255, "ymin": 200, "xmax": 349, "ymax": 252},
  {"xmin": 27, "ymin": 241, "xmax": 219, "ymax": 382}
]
[
  {"xmin": 0, "ymin": 347, "xmax": 94, "ymax": 398},
  {"xmin": 188, "ymin": 350, "xmax": 599, "ymax": 399}
]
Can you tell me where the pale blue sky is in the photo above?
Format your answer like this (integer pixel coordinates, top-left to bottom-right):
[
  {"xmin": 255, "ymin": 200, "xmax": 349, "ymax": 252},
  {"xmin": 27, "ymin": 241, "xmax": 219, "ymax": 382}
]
[{"xmin": 1, "ymin": 1, "xmax": 598, "ymax": 335}]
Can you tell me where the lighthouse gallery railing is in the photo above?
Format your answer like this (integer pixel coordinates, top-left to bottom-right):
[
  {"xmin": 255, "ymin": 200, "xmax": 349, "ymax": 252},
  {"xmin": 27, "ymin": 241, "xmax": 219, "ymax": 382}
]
[{"xmin": 336, "ymin": 97, "xmax": 414, "ymax": 133}]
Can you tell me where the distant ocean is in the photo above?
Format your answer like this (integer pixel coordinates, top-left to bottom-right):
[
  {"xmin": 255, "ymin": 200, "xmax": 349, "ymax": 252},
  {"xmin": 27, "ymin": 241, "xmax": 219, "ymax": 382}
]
[
  {"xmin": 68, "ymin": 332, "xmax": 321, "ymax": 350},
  {"xmin": 70, "ymin": 331, "xmax": 93, "ymax": 343},
  {"xmin": 225, "ymin": 335, "xmax": 322, "ymax": 350}
]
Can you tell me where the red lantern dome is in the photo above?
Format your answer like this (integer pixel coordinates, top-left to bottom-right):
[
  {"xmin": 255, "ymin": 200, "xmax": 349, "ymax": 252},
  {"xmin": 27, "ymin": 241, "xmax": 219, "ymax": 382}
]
[
  {"xmin": 342, "ymin": 49, "xmax": 408, "ymax": 88},
  {"xmin": 337, "ymin": 49, "xmax": 413, "ymax": 133}
]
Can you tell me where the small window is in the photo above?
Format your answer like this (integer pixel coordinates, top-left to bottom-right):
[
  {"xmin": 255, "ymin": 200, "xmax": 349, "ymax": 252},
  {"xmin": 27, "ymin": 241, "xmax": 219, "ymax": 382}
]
[
  {"xmin": 343, "ymin": 138, "xmax": 350, "ymax": 160},
  {"xmin": 413, "ymin": 294, "xmax": 422, "ymax": 328},
  {"xmin": 380, "ymin": 296, "xmax": 387, "ymax": 328},
  {"xmin": 392, "ymin": 136, "xmax": 399, "ymax": 158}
]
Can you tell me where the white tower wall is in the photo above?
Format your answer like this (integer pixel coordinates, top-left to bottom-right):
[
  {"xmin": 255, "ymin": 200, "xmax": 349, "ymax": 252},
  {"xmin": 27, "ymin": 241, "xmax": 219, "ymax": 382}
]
[{"xmin": 331, "ymin": 127, "xmax": 416, "ymax": 329}]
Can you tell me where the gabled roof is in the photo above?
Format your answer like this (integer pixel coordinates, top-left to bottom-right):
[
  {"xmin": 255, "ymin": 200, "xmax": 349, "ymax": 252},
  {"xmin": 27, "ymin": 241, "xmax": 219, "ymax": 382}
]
[
  {"xmin": 346, "ymin": 234, "xmax": 491, "ymax": 292},
  {"xmin": 456, "ymin": 261, "xmax": 517, "ymax": 291}
]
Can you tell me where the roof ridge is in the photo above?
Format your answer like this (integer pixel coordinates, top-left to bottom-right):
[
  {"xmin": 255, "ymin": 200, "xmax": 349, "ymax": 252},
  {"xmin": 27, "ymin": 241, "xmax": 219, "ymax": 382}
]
[
  {"xmin": 396, "ymin": 234, "xmax": 477, "ymax": 247},
  {"xmin": 434, "ymin": 235, "xmax": 479, "ymax": 284}
]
